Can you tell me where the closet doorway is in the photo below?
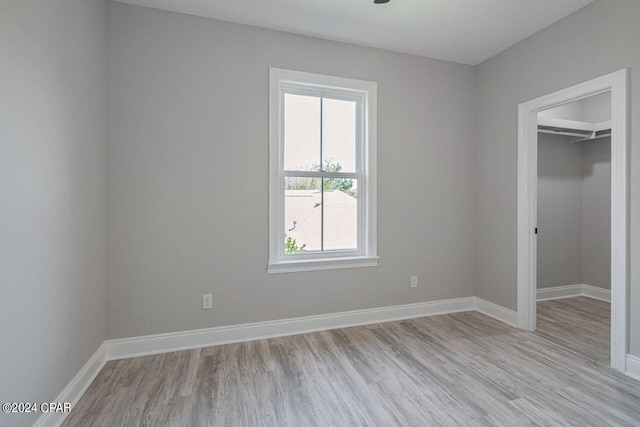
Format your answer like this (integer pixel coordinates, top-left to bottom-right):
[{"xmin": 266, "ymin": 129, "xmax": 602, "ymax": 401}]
[
  {"xmin": 516, "ymin": 70, "xmax": 628, "ymax": 373},
  {"xmin": 536, "ymin": 92, "xmax": 611, "ymax": 364}
]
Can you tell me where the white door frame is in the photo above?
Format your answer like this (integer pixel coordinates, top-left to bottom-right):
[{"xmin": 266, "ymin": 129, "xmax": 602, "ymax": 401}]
[{"xmin": 517, "ymin": 69, "xmax": 629, "ymax": 372}]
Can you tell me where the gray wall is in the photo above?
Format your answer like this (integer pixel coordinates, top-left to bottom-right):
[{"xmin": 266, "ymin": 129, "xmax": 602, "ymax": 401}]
[
  {"xmin": 536, "ymin": 134, "xmax": 611, "ymax": 290},
  {"xmin": 106, "ymin": 2, "xmax": 477, "ymax": 339},
  {"xmin": 0, "ymin": 1, "xmax": 107, "ymax": 426},
  {"xmin": 537, "ymin": 134, "xmax": 584, "ymax": 289},
  {"xmin": 475, "ymin": 0, "xmax": 640, "ymax": 355},
  {"xmin": 582, "ymin": 137, "xmax": 611, "ymax": 290}
]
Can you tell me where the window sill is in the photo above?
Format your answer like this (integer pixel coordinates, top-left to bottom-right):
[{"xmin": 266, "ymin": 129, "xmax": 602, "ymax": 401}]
[{"xmin": 267, "ymin": 256, "xmax": 379, "ymax": 274}]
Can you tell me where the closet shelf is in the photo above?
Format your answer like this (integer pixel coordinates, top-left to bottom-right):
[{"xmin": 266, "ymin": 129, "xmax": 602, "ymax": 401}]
[{"xmin": 538, "ymin": 116, "xmax": 611, "ymax": 143}]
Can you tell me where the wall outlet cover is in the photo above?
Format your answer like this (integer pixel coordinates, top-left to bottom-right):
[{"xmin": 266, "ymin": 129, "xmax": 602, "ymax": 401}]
[{"xmin": 203, "ymin": 293, "xmax": 213, "ymax": 310}]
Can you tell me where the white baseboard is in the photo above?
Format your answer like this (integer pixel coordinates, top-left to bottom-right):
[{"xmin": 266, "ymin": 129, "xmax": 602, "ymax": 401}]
[
  {"xmin": 474, "ymin": 297, "xmax": 518, "ymax": 327},
  {"xmin": 105, "ymin": 297, "xmax": 522, "ymax": 361},
  {"xmin": 537, "ymin": 284, "xmax": 584, "ymax": 301},
  {"xmin": 536, "ymin": 284, "xmax": 611, "ymax": 302},
  {"xmin": 32, "ymin": 296, "xmax": 537, "ymax": 426},
  {"xmin": 105, "ymin": 297, "xmax": 477, "ymax": 360},
  {"xmin": 33, "ymin": 343, "xmax": 107, "ymax": 427},
  {"xmin": 34, "ymin": 293, "xmax": 637, "ymax": 427},
  {"xmin": 626, "ymin": 354, "xmax": 640, "ymax": 381},
  {"xmin": 581, "ymin": 285, "xmax": 612, "ymax": 302}
]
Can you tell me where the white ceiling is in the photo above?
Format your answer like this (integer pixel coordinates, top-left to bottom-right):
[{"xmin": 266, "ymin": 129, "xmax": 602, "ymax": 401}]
[{"xmin": 114, "ymin": 0, "xmax": 594, "ymax": 65}]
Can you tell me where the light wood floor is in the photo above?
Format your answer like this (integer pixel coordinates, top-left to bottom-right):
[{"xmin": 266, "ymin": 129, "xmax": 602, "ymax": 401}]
[{"xmin": 64, "ymin": 297, "xmax": 640, "ymax": 426}]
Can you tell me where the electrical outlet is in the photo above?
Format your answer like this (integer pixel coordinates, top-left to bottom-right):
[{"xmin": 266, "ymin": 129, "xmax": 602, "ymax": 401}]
[
  {"xmin": 411, "ymin": 276, "xmax": 418, "ymax": 288},
  {"xmin": 202, "ymin": 293, "xmax": 213, "ymax": 310}
]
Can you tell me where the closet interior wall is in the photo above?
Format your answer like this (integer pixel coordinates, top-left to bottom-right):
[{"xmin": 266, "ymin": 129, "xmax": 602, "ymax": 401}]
[{"xmin": 537, "ymin": 130, "xmax": 611, "ymax": 291}]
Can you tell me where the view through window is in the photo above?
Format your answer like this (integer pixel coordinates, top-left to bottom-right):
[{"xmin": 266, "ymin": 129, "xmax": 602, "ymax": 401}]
[{"xmin": 284, "ymin": 95, "xmax": 358, "ymax": 253}]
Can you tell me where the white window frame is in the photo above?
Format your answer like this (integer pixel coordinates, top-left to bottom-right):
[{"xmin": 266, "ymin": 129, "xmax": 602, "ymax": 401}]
[{"xmin": 268, "ymin": 68, "xmax": 378, "ymax": 274}]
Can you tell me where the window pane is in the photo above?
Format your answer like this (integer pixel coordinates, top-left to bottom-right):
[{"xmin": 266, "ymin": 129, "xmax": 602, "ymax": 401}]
[
  {"xmin": 322, "ymin": 98, "xmax": 356, "ymax": 173},
  {"xmin": 323, "ymin": 179, "xmax": 358, "ymax": 251},
  {"xmin": 284, "ymin": 94, "xmax": 321, "ymax": 171},
  {"xmin": 284, "ymin": 177, "xmax": 321, "ymax": 253}
]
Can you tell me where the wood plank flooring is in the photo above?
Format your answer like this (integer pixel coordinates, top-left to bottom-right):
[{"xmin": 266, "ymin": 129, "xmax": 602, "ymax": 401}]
[{"xmin": 64, "ymin": 297, "xmax": 640, "ymax": 426}]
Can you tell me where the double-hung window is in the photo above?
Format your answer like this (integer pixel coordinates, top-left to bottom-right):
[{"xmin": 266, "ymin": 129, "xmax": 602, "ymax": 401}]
[{"xmin": 268, "ymin": 68, "xmax": 378, "ymax": 273}]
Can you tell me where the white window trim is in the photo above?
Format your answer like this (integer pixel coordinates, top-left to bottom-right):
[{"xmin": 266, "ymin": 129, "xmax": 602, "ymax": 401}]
[{"xmin": 268, "ymin": 68, "xmax": 378, "ymax": 274}]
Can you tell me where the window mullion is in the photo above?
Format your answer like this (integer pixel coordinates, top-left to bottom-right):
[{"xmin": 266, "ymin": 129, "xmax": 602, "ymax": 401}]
[
  {"xmin": 284, "ymin": 170, "xmax": 358, "ymax": 179},
  {"xmin": 320, "ymin": 97, "xmax": 324, "ymax": 252},
  {"xmin": 320, "ymin": 97, "xmax": 324, "ymax": 171},
  {"xmin": 321, "ymin": 178, "xmax": 324, "ymax": 252}
]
